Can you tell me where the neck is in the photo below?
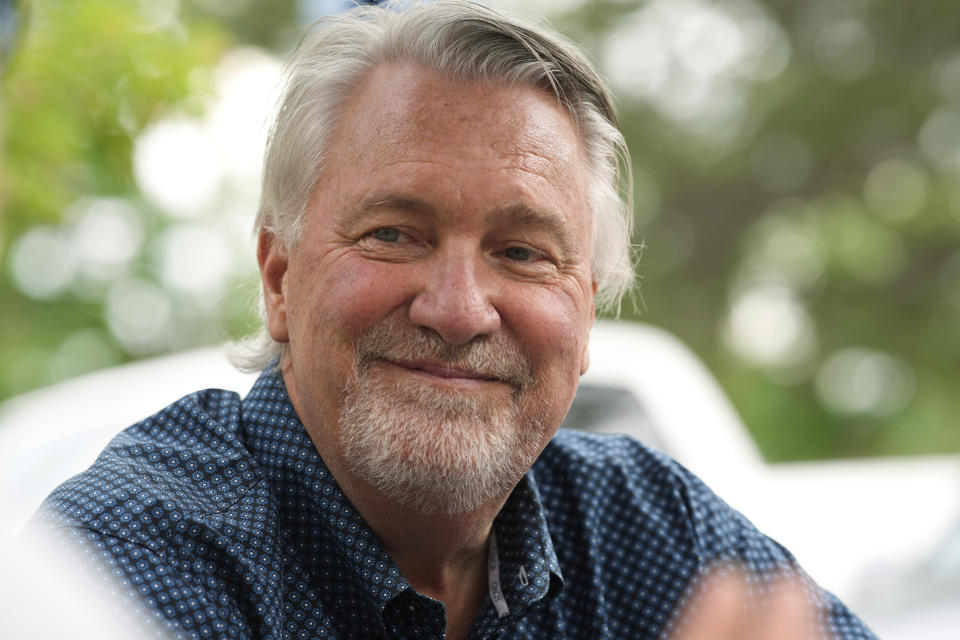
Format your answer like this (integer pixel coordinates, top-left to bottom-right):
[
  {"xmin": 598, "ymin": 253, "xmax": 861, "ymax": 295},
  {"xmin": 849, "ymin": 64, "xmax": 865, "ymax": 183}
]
[{"xmin": 335, "ymin": 460, "xmax": 508, "ymax": 639}]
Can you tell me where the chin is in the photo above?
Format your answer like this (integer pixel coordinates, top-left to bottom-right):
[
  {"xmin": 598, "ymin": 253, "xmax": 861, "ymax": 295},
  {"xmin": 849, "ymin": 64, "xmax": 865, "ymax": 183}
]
[{"xmin": 338, "ymin": 372, "xmax": 546, "ymax": 517}]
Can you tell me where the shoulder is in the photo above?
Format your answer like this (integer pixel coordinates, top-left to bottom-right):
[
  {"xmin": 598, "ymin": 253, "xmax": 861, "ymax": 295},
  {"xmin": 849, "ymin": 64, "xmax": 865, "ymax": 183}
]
[
  {"xmin": 529, "ymin": 432, "xmax": 877, "ymax": 639},
  {"xmin": 534, "ymin": 428, "xmax": 691, "ymax": 500},
  {"xmin": 534, "ymin": 429, "xmax": 796, "ymax": 568},
  {"xmin": 538, "ymin": 428, "xmax": 669, "ymax": 466},
  {"xmin": 34, "ymin": 388, "xmax": 260, "ymax": 541},
  {"xmin": 26, "ymin": 386, "xmax": 284, "ymax": 638}
]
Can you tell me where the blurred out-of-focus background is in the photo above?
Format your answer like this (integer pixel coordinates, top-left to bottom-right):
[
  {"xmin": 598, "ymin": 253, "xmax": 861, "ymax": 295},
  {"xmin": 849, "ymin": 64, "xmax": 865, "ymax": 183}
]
[
  {"xmin": 3, "ymin": 1, "xmax": 960, "ymax": 636},
  {"xmin": 2, "ymin": 0, "xmax": 959, "ymax": 461}
]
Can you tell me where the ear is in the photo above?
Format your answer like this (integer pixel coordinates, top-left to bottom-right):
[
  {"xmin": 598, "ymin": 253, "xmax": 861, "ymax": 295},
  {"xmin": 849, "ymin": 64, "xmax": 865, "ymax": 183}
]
[
  {"xmin": 258, "ymin": 226, "xmax": 290, "ymax": 344},
  {"xmin": 580, "ymin": 282, "xmax": 598, "ymax": 376}
]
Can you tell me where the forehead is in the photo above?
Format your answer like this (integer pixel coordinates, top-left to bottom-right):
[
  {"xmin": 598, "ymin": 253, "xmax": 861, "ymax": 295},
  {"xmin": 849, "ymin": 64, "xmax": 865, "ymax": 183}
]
[{"xmin": 324, "ymin": 61, "xmax": 590, "ymax": 215}]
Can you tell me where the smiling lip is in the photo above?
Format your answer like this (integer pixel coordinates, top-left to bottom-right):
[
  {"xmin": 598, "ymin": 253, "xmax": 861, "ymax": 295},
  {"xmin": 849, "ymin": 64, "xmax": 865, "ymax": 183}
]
[{"xmin": 386, "ymin": 359, "xmax": 498, "ymax": 382}]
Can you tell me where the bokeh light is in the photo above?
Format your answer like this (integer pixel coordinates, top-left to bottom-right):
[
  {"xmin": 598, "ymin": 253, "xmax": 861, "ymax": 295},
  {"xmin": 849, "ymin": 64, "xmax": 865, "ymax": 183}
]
[
  {"xmin": 104, "ymin": 278, "xmax": 173, "ymax": 355},
  {"xmin": 723, "ymin": 282, "xmax": 818, "ymax": 372},
  {"xmin": 133, "ymin": 117, "xmax": 224, "ymax": 218},
  {"xmin": 740, "ymin": 203, "xmax": 826, "ymax": 291},
  {"xmin": 818, "ymin": 195, "xmax": 907, "ymax": 286},
  {"xmin": 601, "ymin": 0, "xmax": 788, "ymax": 150},
  {"xmin": 933, "ymin": 49, "xmax": 960, "ymax": 103},
  {"xmin": 136, "ymin": 0, "xmax": 182, "ymax": 32},
  {"xmin": 815, "ymin": 348, "xmax": 915, "ymax": 417},
  {"xmin": 48, "ymin": 329, "xmax": 122, "ymax": 381},
  {"xmin": 155, "ymin": 223, "xmax": 233, "ymax": 302},
  {"xmin": 8, "ymin": 227, "xmax": 77, "ymax": 301},
  {"xmin": 863, "ymin": 158, "xmax": 929, "ymax": 224},
  {"xmin": 918, "ymin": 107, "xmax": 960, "ymax": 170},
  {"xmin": 814, "ymin": 19, "xmax": 875, "ymax": 82},
  {"xmin": 205, "ymin": 47, "xmax": 282, "ymax": 198},
  {"xmin": 67, "ymin": 198, "xmax": 145, "ymax": 283}
]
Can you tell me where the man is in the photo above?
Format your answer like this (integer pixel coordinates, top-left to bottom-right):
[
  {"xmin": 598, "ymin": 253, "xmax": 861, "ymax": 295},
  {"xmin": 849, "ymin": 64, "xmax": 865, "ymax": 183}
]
[{"xmin": 32, "ymin": 2, "xmax": 876, "ymax": 639}]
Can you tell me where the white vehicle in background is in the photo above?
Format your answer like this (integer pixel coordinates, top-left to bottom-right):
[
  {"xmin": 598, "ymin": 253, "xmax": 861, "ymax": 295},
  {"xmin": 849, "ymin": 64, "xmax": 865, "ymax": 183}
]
[{"xmin": 1, "ymin": 321, "xmax": 957, "ymax": 638}]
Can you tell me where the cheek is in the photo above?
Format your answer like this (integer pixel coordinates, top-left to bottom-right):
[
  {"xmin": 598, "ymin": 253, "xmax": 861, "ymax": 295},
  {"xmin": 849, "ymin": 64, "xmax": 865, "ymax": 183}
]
[
  {"xmin": 291, "ymin": 255, "xmax": 415, "ymax": 338},
  {"xmin": 509, "ymin": 288, "xmax": 590, "ymax": 391}
]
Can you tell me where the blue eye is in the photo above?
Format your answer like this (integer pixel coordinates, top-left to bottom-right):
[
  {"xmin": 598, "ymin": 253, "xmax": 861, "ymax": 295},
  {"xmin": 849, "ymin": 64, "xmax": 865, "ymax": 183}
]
[
  {"xmin": 504, "ymin": 246, "xmax": 533, "ymax": 261},
  {"xmin": 373, "ymin": 228, "xmax": 401, "ymax": 242}
]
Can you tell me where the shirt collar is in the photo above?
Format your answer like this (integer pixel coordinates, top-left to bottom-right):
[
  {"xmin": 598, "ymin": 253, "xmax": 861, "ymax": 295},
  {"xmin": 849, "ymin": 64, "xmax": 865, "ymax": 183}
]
[{"xmin": 491, "ymin": 469, "xmax": 565, "ymax": 611}]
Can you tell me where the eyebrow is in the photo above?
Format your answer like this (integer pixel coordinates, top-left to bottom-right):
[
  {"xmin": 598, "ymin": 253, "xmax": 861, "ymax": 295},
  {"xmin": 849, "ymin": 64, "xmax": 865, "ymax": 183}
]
[
  {"xmin": 349, "ymin": 195, "xmax": 581, "ymax": 257},
  {"xmin": 486, "ymin": 203, "xmax": 579, "ymax": 257},
  {"xmin": 360, "ymin": 195, "xmax": 438, "ymax": 218},
  {"xmin": 339, "ymin": 195, "xmax": 441, "ymax": 232}
]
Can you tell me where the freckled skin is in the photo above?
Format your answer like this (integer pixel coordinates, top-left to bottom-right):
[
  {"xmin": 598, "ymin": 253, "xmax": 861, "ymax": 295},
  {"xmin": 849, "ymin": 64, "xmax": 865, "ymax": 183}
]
[{"xmin": 260, "ymin": 62, "xmax": 596, "ymax": 482}]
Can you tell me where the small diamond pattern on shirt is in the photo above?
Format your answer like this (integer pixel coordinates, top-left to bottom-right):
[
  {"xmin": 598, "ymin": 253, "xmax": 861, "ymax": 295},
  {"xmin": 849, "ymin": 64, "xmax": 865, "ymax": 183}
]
[{"xmin": 32, "ymin": 369, "xmax": 876, "ymax": 639}]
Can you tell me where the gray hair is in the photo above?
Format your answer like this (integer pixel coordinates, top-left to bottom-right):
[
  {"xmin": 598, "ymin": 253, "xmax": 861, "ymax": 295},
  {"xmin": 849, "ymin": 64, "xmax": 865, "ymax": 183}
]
[{"xmin": 232, "ymin": 0, "xmax": 634, "ymax": 372}]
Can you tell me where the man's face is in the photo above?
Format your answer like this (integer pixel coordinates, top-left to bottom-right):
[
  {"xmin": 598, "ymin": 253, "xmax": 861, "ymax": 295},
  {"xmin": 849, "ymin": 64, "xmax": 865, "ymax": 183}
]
[{"xmin": 260, "ymin": 62, "xmax": 595, "ymax": 515}]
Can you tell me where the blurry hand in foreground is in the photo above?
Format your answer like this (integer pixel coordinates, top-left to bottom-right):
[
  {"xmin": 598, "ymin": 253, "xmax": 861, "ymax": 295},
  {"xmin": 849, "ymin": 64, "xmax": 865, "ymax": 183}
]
[{"xmin": 669, "ymin": 569, "xmax": 825, "ymax": 640}]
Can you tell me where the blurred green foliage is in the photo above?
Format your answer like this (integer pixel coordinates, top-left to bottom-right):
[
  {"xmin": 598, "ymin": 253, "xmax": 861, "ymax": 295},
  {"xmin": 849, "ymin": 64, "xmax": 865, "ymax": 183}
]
[
  {"xmin": 1, "ymin": 0, "xmax": 958, "ymax": 461},
  {"xmin": 552, "ymin": 0, "xmax": 960, "ymax": 460},
  {"xmin": 4, "ymin": 2, "xmax": 225, "ymax": 225},
  {"xmin": 1, "ymin": 0, "xmax": 232, "ymax": 393}
]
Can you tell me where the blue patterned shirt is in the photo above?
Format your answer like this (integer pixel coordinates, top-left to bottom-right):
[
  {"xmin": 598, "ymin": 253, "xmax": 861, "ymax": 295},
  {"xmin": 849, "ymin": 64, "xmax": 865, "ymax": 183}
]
[{"xmin": 32, "ymin": 369, "xmax": 875, "ymax": 639}]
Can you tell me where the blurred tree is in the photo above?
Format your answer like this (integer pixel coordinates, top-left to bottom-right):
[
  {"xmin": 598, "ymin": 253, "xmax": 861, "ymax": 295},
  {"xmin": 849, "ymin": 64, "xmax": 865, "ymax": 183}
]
[
  {"xmin": 182, "ymin": 0, "xmax": 298, "ymax": 51},
  {"xmin": 551, "ymin": 0, "xmax": 960, "ymax": 460},
  {"xmin": 1, "ymin": 0, "xmax": 232, "ymax": 396},
  {"xmin": 2, "ymin": 0, "xmax": 958, "ymax": 462},
  {"xmin": 0, "ymin": 0, "xmax": 25, "ymax": 73}
]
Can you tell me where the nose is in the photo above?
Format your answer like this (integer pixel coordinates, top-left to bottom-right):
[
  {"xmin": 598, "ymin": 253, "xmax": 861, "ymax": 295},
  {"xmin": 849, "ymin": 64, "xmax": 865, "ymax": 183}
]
[{"xmin": 408, "ymin": 249, "xmax": 501, "ymax": 345}]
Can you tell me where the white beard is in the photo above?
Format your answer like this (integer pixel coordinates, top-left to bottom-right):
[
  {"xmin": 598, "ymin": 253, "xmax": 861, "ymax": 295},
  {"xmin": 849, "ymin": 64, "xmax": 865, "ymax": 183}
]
[{"xmin": 338, "ymin": 320, "xmax": 545, "ymax": 517}]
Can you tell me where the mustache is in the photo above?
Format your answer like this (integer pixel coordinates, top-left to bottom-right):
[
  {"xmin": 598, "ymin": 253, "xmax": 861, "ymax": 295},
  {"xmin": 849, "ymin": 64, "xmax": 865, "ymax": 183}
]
[{"xmin": 353, "ymin": 319, "xmax": 536, "ymax": 390}]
